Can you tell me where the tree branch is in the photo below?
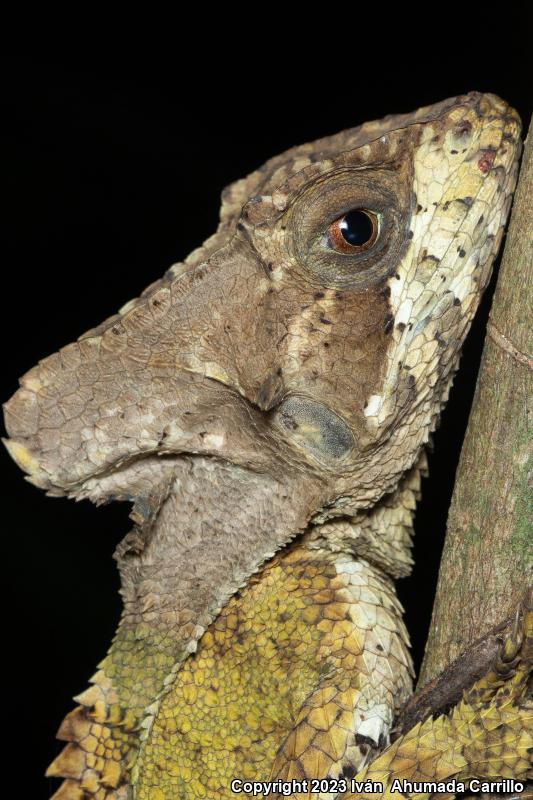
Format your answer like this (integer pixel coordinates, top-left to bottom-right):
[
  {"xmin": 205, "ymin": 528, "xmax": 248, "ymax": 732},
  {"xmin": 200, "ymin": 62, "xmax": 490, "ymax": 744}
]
[
  {"xmin": 393, "ymin": 590, "xmax": 529, "ymax": 738},
  {"xmin": 419, "ymin": 115, "xmax": 533, "ymax": 685}
]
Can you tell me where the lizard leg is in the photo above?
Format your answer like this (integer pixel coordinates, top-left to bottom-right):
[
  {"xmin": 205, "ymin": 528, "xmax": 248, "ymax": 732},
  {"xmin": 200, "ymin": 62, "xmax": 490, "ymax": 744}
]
[
  {"xmin": 132, "ymin": 545, "xmax": 413, "ymax": 800},
  {"xmin": 268, "ymin": 563, "xmax": 413, "ymax": 786},
  {"xmin": 345, "ymin": 590, "xmax": 533, "ymax": 800}
]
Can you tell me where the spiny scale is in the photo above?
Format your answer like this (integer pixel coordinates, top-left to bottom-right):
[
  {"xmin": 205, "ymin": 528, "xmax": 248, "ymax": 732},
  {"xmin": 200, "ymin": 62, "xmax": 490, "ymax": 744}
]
[{"xmin": 345, "ymin": 593, "xmax": 532, "ymax": 800}]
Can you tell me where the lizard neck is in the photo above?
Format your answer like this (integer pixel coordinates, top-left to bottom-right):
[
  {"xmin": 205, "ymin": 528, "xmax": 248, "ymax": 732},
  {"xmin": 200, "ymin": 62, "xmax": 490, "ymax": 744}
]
[
  {"xmin": 302, "ymin": 449, "xmax": 428, "ymax": 579},
  {"xmin": 104, "ymin": 456, "xmax": 324, "ymax": 715}
]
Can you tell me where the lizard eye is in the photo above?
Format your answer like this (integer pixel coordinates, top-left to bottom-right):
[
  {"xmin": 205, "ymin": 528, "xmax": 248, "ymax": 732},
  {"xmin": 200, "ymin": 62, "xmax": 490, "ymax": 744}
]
[
  {"xmin": 288, "ymin": 170, "xmax": 407, "ymax": 289},
  {"xmin": 326, "ymin": 209, "xmax": 379, "ymax": 254}
]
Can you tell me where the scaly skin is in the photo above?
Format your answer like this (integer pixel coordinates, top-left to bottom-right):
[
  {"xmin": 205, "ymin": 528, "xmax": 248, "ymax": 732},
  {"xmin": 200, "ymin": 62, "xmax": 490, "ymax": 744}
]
[
  {"xmin": 2, "ymin": 93, "xmax": 525, "ymax": 799},
  {"xmin": 133, "ymin": 548, "xmax": 411, "ymax": 799},
  {"xmin": 346, "ymin": 592, "xmax": 533, "ymax": 800}
]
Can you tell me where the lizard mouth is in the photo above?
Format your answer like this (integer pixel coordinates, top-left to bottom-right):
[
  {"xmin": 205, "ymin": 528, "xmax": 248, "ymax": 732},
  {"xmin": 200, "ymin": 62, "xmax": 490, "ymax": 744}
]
[
  {"xmin": 73, "ymin": 451, "xmax": 246, "ymax": 536},
  {"xmin": 2, "ymin": 373, "xmax": 284, "ymax": 499}
]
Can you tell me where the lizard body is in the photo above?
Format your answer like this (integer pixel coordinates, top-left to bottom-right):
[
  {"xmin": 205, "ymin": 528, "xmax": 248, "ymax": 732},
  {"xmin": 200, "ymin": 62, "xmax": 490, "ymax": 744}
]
[{"xmin": 3, "ymin": 92, "xmax": 529, "ymax": 800}]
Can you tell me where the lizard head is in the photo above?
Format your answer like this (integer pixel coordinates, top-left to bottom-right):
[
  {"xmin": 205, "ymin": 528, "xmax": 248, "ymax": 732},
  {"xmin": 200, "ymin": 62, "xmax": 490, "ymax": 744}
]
[
  {"xmin": 3, "ymin": 93, "xmax": 521, "ymax": 603},
  {"xmin": 3, "ymin": 92, "xmax": 520, "ymax": 508}
]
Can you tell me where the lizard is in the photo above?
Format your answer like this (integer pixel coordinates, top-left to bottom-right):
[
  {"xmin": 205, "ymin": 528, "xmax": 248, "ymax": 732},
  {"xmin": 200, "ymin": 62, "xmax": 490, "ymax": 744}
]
[{"xmin": 3, "ymin": 91, "xmax": 530, "ymax": 800}]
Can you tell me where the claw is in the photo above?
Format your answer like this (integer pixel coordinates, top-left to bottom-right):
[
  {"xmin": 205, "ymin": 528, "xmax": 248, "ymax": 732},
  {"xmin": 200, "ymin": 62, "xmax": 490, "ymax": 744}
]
[{"xmin": 494, "ymin": 592, "xmax": 530, "ymax": 676}]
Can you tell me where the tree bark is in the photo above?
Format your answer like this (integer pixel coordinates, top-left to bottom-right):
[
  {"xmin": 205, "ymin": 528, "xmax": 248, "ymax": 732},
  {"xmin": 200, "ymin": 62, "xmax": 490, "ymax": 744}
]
[{"xmin": 419, "ymin": 117, "xmax": 533, "ymax": 686}]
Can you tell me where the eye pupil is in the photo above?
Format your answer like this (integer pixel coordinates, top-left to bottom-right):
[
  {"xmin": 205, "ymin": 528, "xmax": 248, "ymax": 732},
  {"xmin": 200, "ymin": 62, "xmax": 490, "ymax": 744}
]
[
  {"xmin": 325, "ymin": 208, "xmax": 379, "ymax": 254},
  {"xmin": 339, "ymin": 210, "xmax": 374, "ymax": 247}
]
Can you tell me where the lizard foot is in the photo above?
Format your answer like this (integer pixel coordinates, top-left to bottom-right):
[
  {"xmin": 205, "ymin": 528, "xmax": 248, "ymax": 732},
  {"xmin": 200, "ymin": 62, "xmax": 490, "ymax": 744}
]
[{"xmin": 342, "ymin": 589, "xmax": 533, "ymax": 800}]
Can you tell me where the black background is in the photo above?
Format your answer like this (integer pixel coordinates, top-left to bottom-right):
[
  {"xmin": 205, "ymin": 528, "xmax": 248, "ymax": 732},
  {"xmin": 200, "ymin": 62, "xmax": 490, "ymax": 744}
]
[{"xmin": 1, "ymin": 19, "xmax": 531, "ymax": 798}]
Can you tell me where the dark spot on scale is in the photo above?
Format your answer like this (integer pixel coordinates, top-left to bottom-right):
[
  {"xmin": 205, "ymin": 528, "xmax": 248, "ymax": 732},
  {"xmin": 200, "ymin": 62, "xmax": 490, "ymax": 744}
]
[
  {"xmin": 436, "ymin": 333, "xmax": 447, "ymax": 348},
  {"xmin": 237, "ymin": 222, "xmax": 245, "ymax": 231},
  {"xmin": 323, "ymin": 341, "xmax": 330, "ymax": 348},
  {"xmin": 314, "ymin": 291, "xmax": 325, "ymax": 300},
  {"xmin": 408, "ymin": 322, "xmax": 413, "ymax": 330},
  {"xmin": 442, "ymin": 201, "xmax": 450, "ymax": 211},
  {"xmin": 457, "ymin": 196, "xmax": 473, "ymax": 207},
  {"xmin": 152, "ymin": 298, "xmax": 162, "ymax": 307},
  {"xmin": 381, "ymin": 285, "xmax": 391, "ymax": 298},
  {"xmin": 319, "ymin": 314, "xmax": 332, "ymax": 325},
  {"xmin": 477, "ymin": 214, "xmax": 484, "ymax": 225},
  {"xmin": 384, "ymin": 313, "xmax": 394, "ymax": 334},
  {"xmin": 376, "ymin": 643, "xmax": 384, "ymax": 651},
  {"xmin": 397, "ymin": 322, "xmax": 406, "ymax": 332},
  {"xmin": 363, "ymin": 400, "xmax": 368, "ymax": 409},
  {"xmin": 416, "ymin": 203, "xmax": 423, "ymax": 213},
  {"xmin": 432, "ymin": 134, "xmax": 440, "ymax": 142},
  {"xmin": 450, "ymin": 149, "xmax": 458, "ymax": 154},
  {"xmin": 395, "ymin": 273, "xmax": 401, "ymax": 280},
  {"xmin": 407, "ymin": 230, "xmax": 413, "ymax": 240},
  {"xmin": 432, "ymin": 201, "xmax": 438, "ymax": 207},
  {"xmin": 249, "ymin": 195, "xmax": 262, "ymax": 205},
  {"xmin": 455, "ymin": 119, "xmax": 472, "ymax": 135},
  {"xmin": 276, "ymin": 367, "xmax": 283, "ymax": 376},
  {"xmin": 407, "ymin": 374, "xmax": 416, "ymax": 387},
  {"xmin": 355, "ymin": 734, "xmax": 375, "ymax": 749},
  {"xmin": 280, "ymin": 224, "xmax": 286, "ymax": 231},
  {"xmin": 478, "ymin": 151, "xmax": 495, "ymax": 174},
  {"xmin": 453, "ymin": 297, "xmax": 461, "ymax": 306},
  {"xmin": 267, "ymin": 263, "xmax": 273, "ymax": 271},
  {"xmin": 458, "ymin": 248, "xmax": 466, "ymax": 258},
  {"xmin": 342, "ymin": 765, "xmax": 356, "ymax": 779}
]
